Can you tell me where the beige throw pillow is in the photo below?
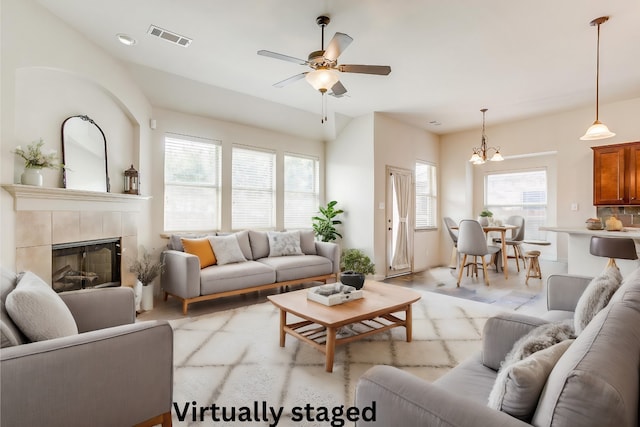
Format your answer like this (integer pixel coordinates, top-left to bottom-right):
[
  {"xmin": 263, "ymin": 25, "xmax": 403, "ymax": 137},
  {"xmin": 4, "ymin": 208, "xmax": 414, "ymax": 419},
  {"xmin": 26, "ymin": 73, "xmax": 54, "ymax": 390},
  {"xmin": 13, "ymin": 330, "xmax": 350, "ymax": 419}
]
[
  {"xmin": 5, "ymin": 271, "xmax": 78, "ymax": 342},
  {"xmin": 488, "ymin": 339, "xmax": 574, "ymax": 421},
  {"xmin": 208, "ymin": 235, "xmax": 247, "ymax": 265}
]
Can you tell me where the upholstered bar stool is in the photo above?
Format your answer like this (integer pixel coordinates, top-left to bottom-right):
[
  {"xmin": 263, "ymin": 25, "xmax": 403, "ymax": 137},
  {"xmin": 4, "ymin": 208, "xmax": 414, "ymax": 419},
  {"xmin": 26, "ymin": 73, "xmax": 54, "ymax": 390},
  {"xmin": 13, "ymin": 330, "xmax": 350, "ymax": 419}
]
[{"xmin": 589, "ymin": 235, "xmax": 638, "ymax": 268}]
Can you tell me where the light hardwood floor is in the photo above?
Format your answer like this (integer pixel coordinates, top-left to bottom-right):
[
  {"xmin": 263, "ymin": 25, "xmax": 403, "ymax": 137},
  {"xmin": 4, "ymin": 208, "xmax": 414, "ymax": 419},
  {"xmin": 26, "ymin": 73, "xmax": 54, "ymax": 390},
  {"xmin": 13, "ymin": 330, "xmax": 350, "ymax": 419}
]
[{"xmin": 138, "ymin": 258, "xmax": 568, "ymax": 321}]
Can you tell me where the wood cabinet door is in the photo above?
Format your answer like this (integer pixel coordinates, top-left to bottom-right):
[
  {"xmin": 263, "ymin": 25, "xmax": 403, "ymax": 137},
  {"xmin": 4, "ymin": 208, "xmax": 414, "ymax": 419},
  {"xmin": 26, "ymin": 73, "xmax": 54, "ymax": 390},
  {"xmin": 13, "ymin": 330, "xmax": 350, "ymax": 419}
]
[
  {"xmin": 628, "ymin": 145, "xmax": 640, "ymax": 204},
  {"xmin": 593, "ymin": 145, "xmax": 626, "ymax": 205}
]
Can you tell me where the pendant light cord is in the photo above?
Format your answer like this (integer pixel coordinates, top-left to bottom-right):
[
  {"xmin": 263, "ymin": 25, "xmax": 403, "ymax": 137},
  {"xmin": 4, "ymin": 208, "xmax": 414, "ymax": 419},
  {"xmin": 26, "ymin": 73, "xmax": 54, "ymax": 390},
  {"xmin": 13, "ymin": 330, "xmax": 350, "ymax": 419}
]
[{"xmin": 595, "ymin": 21, "xmax": 601, "ymax": 121}]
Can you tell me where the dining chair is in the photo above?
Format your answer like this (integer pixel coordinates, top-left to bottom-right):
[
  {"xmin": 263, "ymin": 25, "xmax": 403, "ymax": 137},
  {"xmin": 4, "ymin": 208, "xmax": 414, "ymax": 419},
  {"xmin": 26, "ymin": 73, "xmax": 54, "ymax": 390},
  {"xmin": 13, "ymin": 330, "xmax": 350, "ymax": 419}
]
[
  {"xmin": 456, "ymin": 219, "xmax": 501, "ymax": 286},
  {"xmin": 443, "ymin": 217, "xmax": 459, "ymax": 268},
  {"xmin": 495, "ymin": 215, "xmax": 525, "ymax": 272}
]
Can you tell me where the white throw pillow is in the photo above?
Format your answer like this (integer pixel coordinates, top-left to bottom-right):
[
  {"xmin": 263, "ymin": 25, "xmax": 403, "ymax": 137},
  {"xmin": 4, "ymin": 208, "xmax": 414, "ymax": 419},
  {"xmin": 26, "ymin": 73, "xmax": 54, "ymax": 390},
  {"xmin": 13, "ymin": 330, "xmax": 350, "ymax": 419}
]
[
  {"xmin": 574, "ymin": 265, "xmax": 622, "ymax": 334},
  {"xmin": 5, "ymin": 271, "xmax": 78, "ymax": 342},
  {"xmin": 268, "ymin": 231, "xmax": 303, "ymax": 257},
  {"xmin": 488, "ymin": 339, "xmax": 574, "ymax": 421},
  {"xmin": 208, "ymin": 235, "xmax": 247, "ymax": 265}
]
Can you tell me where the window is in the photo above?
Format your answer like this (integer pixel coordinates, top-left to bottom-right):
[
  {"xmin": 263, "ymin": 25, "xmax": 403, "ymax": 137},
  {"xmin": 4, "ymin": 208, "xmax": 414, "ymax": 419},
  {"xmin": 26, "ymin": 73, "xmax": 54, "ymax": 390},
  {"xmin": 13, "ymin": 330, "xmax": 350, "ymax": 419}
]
[
  {"xmin": 164, "ymin": 135, "xmax": 221, "ymax": 231},
  {"xmin": 415, "ymin": 161, "xmax": 437, "ymax": 229},
  {"xmin": 232, "ymin": 146, "xmax": 275, "ymax": 229},
  {"xmin": 485, "ymin": 169, "xmax": 547, "ymax": 240},
  {"xmin": 284, "ymin": 154, "xmax": 320, "ymax": 229}
]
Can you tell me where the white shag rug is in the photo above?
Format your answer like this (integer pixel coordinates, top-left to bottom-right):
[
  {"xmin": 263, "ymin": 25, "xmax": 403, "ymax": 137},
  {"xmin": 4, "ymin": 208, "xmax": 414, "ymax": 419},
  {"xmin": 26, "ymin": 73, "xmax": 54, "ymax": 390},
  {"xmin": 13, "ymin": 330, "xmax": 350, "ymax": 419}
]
[{"xmin": 169, "ymin": 291, "xmax": 507, "ymax": 427}]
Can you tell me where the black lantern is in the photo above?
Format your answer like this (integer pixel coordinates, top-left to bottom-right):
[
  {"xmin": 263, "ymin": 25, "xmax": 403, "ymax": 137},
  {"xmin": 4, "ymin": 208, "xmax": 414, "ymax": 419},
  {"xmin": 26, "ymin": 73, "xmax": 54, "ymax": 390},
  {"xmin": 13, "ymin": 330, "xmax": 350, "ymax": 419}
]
[{"xmin": 124, "ymin": 164, "xmax": 139, "ymax": 195}]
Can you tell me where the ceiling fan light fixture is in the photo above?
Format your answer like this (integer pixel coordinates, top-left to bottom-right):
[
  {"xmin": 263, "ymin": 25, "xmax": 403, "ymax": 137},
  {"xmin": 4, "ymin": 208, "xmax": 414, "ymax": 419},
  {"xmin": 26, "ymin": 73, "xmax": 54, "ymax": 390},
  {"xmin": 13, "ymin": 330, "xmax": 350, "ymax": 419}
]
[
  {"xmin": 305, "ymin": 68, "xmax": 339, "ymax": 92},
  {"xmin": 580, "ymin": 120, "xmax": 616, "ymax": 141}
]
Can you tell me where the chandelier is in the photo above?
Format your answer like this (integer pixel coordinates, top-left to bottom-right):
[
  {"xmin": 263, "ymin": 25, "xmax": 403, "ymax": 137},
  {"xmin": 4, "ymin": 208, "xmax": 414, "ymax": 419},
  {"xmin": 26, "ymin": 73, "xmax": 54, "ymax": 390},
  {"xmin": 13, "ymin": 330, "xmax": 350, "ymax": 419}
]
[
  {"xmin": 580, "ymin": 16, "xmax": 615, "ymax": 140},
  {"xmin": 469, "ymin": 108, "xmax": 503, "ymax": 165}
]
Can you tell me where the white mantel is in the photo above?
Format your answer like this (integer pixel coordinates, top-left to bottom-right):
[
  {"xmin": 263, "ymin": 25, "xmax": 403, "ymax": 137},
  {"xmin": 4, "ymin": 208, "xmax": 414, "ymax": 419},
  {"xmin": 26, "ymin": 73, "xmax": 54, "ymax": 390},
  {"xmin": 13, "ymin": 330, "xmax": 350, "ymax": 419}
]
[
  {"xmin": 542, "ymin": 227, "xmax": 640, "ymax": 277},
  {"xmin": 2, "ymin": 184, "xmax": 150, "ymax": 211}
]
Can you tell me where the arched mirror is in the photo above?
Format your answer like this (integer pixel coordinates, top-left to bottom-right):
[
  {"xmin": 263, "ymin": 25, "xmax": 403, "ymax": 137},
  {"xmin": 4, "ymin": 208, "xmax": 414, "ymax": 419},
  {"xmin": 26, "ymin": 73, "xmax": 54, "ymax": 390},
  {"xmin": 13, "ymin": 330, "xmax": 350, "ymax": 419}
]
[{"xmin": 61, "ymin": 115, "xmax": 110, "ymax": 192}]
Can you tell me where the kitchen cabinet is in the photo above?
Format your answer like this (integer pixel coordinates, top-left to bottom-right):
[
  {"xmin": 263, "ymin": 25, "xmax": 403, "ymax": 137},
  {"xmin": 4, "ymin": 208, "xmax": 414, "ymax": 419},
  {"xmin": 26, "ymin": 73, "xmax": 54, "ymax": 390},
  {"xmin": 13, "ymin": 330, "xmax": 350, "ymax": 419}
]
[{"xmin": 592, "ymin": 141, "xmax": 640, "ymax": 205}]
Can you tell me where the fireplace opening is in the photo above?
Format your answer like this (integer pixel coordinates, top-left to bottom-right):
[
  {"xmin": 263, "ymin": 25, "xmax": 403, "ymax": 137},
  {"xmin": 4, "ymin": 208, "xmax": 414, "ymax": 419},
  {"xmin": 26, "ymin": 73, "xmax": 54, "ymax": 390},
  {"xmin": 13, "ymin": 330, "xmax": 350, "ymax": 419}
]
[{"xmin": 52, "ymin": 238, "xmax": 121, "ymax": 292}]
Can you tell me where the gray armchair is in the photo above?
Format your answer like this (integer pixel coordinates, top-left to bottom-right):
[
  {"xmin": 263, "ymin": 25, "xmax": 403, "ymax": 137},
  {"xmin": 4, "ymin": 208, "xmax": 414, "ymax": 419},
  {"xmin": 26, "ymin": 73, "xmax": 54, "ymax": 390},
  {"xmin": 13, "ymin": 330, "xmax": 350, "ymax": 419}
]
[{"xmin": 1, "ymin": 273, "xmax": 173, "ymax": 427}]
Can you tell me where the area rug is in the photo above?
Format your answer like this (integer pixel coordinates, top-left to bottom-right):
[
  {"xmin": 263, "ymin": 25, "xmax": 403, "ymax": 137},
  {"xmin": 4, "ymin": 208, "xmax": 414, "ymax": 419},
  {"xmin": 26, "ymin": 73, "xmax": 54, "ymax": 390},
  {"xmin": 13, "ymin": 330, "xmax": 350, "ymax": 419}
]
[{"xmin": 169, "ymin": 291, "xmax": 508, "ymax": 426}]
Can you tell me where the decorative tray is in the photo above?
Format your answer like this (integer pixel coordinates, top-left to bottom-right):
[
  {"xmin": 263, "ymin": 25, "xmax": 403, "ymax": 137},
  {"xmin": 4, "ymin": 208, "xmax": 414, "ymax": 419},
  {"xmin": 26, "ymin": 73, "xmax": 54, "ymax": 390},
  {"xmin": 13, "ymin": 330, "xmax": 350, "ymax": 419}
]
[{"xmin": 307, "ymin": 283, "xmax": 363, "ymax": 306}]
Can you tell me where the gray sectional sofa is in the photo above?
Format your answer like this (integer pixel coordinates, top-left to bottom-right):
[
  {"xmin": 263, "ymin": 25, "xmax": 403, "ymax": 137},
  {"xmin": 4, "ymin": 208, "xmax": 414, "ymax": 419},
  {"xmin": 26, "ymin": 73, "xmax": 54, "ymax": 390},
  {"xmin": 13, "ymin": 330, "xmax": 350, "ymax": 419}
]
[
  {"xmin": 355, "ymin": 268, "xmax": 640, "ymax": 426},
  {"xmin": 161, "ymin": 229, "xmax": 340, "ymax": 314}
]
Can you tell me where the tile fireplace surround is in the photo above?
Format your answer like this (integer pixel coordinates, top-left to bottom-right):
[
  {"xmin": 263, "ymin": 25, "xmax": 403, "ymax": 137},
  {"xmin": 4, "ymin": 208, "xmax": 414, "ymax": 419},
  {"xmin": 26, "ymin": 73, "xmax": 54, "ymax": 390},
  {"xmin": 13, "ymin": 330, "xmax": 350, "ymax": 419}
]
[{"xmin": 3, "ymin": 185, "xmax": 149, "ymax": 287}]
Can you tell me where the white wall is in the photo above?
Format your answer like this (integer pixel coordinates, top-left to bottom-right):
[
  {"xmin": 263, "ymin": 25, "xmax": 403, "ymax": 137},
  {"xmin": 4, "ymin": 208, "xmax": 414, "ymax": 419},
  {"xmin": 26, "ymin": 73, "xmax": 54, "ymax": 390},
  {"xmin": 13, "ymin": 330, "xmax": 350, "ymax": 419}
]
[
  {"xmin": 147, "ymin": 107, "xmax": 326, "ymax": 250},
  {"xmin": 326, "ymin": 114, "xmax": 375, "ymax": 257},
  {"xmin": 440, "ymin": 97, "xmax": 640, "ymax": 265},
  {"xmin": 1, "ymin": 0, "xmax": 152, "ymax": 270}
]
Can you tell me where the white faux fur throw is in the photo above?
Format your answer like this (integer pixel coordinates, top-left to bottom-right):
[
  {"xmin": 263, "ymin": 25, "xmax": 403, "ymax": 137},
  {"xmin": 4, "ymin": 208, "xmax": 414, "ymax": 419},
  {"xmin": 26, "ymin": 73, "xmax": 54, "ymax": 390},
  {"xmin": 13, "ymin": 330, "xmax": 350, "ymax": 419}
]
[{"xmin": 501, "ymin": 321, "xmax": 575, "ymax": 369}]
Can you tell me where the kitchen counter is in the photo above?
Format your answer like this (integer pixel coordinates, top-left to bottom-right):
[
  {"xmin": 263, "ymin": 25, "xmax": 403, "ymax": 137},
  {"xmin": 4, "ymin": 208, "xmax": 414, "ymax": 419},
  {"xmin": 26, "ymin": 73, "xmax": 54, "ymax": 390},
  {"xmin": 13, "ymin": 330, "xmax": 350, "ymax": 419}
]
[{"xmin": 542, "ymin": 227, "xmax": 640, "ymax": 277}]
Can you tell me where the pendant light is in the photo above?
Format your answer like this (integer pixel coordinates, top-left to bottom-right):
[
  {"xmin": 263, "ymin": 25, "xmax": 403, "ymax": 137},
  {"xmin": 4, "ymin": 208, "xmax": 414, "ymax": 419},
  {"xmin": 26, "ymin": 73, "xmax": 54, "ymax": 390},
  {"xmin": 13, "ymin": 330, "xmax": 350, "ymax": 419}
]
[
  {"xmin": 469, "ymin": 108, "xmax": 503, "ymax": 165},
  {"xmin": 580, "ymin": 16, "xmax": 615, "ymax": 141}
]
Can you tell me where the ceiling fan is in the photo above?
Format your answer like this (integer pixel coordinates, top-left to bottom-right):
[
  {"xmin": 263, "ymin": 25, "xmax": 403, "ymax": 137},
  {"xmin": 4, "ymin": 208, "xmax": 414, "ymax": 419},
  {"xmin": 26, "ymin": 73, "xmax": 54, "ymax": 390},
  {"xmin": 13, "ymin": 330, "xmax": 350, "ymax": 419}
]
[{"xmin": 257, "ymin": 15, "xmax": 391, "ymax": 98}]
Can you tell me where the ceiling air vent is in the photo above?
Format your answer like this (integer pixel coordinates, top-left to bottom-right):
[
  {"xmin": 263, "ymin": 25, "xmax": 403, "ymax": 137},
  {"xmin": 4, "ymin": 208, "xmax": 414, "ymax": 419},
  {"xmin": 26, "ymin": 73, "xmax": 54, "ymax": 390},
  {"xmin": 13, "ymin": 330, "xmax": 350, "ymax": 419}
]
[{"xmin": 148, "ymin": 25, "xmax": 192, "ymax": 47}]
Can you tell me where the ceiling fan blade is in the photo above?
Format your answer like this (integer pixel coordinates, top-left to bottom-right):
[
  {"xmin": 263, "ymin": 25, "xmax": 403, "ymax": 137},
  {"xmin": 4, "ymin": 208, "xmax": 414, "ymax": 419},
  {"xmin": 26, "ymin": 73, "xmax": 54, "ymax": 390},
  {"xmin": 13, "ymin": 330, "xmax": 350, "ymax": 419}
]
[
  {"xmin": 257, "ymin": 50, "xmax": 308, "ymax": 66},
  {"xmin": 324, "ymin": 32, "xmax": 353, "ymax": 62},
  {"xmin": 330, "ymin": 80, "xmax": 347, "ymax": 97},
  {"xmin": 273, "ymin": 72, "xmax": 307, "ymax": 88},
  {"xmin": 338, "ymin": 64, "xmax": 392, "ymax": 75}
]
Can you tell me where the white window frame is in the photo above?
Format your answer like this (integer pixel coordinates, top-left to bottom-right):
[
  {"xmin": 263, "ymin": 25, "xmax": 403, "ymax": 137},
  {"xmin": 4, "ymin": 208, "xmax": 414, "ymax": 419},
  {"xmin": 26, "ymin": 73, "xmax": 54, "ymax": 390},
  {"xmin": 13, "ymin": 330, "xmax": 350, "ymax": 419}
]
[
  {"xmin": 284, "ymin": 153, "xmax": 320, "ymax": 230},
  {"xmin": 231, "ymin": 145, "xmax": 276, "ymax": 230},
  {"xmin": 484, "ymin": 168, "xmax": 548, "ymax": 240},
  {"xmin": 163, "ymin": 134, "xmax": 221, "ymax": 232},
  {"xmin": 415, "ymin": 161, "xmax": 437, "ymax": 230}
]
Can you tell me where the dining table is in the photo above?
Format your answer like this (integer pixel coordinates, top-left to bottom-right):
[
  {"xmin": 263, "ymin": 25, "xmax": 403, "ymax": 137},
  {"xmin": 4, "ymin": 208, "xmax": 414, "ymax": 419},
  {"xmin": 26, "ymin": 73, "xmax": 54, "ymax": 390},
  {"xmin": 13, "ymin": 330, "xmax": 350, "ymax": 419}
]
[{"xmin": 452, "ymin": 223, "xmax": 518, "ymax": 279}]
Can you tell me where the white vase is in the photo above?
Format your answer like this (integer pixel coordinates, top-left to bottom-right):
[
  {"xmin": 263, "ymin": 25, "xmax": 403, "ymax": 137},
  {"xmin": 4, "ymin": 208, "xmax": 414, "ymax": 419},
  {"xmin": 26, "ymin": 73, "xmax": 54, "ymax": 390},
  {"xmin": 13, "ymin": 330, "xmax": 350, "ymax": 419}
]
[
  {"xmin": 21, "ymin": 167, "xmax": 43, "ymax": 186},
  {"xmin": 478, "ymin": 216, "xmax": 489, "ymax": 226},
  {"xmin": 134, "ymin": 280, "xmax": 143, "ymax": 311},
  {"xmin": 141, "ymin": 284, "xmax": 154, "ymax": 311}
]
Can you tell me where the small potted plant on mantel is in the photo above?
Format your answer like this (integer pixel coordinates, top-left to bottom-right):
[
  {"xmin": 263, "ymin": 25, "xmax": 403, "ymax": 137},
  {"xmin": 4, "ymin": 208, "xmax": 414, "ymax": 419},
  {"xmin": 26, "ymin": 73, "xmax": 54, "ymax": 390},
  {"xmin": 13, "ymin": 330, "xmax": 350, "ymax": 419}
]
[
  {"xmin": 340, "ymin": 249, "xmax": 376, "ymax": 290},
  {"xmin": 129, "ymin": 246, "xmax": 164, "ymax": 311},
  {"xmin": 13, "ymin": 138, "xmax": 64, "ymax": 186}
]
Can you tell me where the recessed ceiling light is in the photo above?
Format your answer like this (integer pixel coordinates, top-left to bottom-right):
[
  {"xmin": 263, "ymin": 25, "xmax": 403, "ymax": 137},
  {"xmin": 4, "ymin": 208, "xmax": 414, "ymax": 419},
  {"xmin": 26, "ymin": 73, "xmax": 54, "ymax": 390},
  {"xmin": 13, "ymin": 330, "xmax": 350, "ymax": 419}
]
[{"xmin": 116, "ymin": 33, "xmax": 137, "ymax": 46}]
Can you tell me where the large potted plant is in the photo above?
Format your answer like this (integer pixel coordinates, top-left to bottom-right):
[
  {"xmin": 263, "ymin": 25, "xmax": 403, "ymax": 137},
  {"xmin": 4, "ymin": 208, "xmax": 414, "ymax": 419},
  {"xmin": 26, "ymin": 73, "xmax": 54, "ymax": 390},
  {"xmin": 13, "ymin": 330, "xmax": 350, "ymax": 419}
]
[
  {"xmin": 129, "ymin": 246, "xmax": 164, "ymax": 311},
  {"xmin": 340, "ymin": 249, "xmax": 376, "ymax": 290},
  {"xmin": 312, "ymin": 200, "xmax": 344, "ymax": 242}
]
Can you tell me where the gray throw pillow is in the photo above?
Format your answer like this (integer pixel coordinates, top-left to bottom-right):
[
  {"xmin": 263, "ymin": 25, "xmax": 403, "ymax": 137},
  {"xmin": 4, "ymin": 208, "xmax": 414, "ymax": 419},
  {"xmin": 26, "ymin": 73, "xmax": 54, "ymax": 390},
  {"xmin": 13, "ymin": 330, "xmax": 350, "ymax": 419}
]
[
  {"xmin": 488, "ymin": 339, "xmax": 574, "ymax": 421},
  {"xmin": 268, "ymin": 231, "xmax": 303, "ymax": 257},
  {"xmin": 5, "ymin": 271, "xmax": 78, "ymax": 342},
  {"xmin": 574, "ymin": 265, "xmax": 622, "ymax": 334},
  {"xmin": 208, "ymin": 235, "xmax": 247, "ymax": 265},
  {"xmin": 298, "ymin": 229, "xmax": 317, "ymax": 255}
]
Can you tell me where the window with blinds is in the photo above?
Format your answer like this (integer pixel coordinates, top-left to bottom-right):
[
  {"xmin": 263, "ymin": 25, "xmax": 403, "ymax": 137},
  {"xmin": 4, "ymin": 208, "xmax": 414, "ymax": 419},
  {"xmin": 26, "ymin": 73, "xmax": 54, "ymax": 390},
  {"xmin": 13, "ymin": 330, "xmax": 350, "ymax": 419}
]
[
  {"xmin": 164, "ymin": 135, "xmax": 221, "ymax": 231},
  {"xmin": 485, "ymin": 169, "xmax": 548, "ymax": 240},
  {"xmin": 284, "ymin": 154, "xmax": 319, "ymax": 229},
  {"xmin": 232, "ymin": 146, "xmax": 276, "ymax": 229},
  {"xmin": 415, "ymin": 161, "xmax": 437, "ymax": 229}
]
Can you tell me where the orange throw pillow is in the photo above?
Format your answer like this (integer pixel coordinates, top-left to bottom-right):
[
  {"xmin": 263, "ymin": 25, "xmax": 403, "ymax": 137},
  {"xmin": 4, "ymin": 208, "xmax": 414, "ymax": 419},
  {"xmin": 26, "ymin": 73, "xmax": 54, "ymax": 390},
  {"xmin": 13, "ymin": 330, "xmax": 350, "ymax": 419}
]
[{"xmin": 181, "ymin": 238, "xmax": 216, "ymax": 268}]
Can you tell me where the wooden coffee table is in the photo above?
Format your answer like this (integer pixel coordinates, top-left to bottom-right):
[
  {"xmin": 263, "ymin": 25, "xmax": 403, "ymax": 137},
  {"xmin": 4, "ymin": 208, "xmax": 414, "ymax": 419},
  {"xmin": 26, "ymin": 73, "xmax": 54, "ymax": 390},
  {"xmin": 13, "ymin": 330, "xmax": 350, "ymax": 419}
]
[{"xmin": 267, "ymin": 281, "xmax": 421, "ymax": 372}]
